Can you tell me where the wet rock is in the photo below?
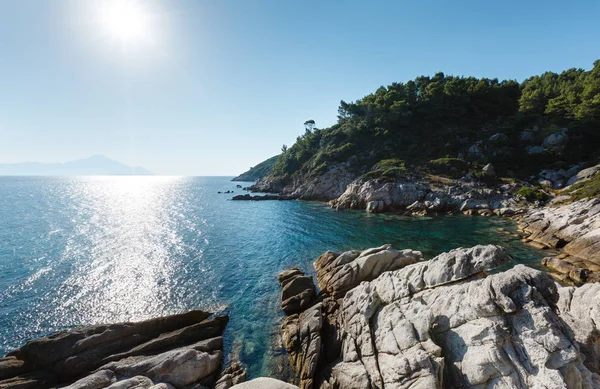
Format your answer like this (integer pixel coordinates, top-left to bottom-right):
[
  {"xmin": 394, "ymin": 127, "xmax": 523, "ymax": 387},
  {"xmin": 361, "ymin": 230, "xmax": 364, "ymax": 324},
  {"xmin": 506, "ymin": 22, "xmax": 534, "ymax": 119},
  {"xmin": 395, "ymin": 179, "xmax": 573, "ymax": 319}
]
[
  {"xmin": 232, "ymin": 194, "xmax": 294, "ymax": 201},
  {"xmin": 542, "ymin": 256, "xmax": 589, "ymax": 284}
]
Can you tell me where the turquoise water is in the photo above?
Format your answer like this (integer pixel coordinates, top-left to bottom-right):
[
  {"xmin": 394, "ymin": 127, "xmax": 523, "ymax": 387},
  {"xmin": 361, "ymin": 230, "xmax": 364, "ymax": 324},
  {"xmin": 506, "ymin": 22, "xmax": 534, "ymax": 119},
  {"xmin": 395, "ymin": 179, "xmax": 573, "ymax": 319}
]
[{"xmin": 0, "ymin": 176, "xmax": 547, "ymax": 377}]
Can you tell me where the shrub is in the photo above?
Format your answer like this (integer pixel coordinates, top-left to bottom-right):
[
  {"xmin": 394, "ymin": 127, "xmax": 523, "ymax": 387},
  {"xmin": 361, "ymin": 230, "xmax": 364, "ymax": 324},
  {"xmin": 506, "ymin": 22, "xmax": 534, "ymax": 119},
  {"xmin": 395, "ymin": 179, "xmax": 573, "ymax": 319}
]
[
  {"xmin": 427, "ymin": 158, "xmax": 468, "ymax": 178},
  {"xmin": 363, "ymin": 159, "xmax": 407, "ymax": 181},
  {"xmin": 517, "ymin": 187, "xmax": 550, "ymax": 202}
]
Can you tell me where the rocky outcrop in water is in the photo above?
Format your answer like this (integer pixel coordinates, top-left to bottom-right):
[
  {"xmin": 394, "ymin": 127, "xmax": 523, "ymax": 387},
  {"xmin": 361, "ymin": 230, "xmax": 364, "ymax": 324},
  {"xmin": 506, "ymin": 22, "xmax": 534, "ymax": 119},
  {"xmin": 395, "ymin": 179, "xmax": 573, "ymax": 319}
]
[
  {"xmin": 231, "ymin": 194, "xmax": 295, "ymax": 201},
  {"xmin": 278, "ymin": 268, "xmax": 317, "ymax": 315},
  {"xmin": 250, "ymin": 163, "xmax": 357, "ymax": 201},
  {"xmin": 0, "ymin": 311, "xmax": 234, "ymax": 389},
  {"xmin": 329, "ymin": 176, "xmax": 523, "ymax": 216},
  {"xmin": 517, "ymin": 198, "xmax": 600, "ymax": 284},
  {"xmin": 279, "ymin": 244, "xmax": 600, "ymax": 389}
]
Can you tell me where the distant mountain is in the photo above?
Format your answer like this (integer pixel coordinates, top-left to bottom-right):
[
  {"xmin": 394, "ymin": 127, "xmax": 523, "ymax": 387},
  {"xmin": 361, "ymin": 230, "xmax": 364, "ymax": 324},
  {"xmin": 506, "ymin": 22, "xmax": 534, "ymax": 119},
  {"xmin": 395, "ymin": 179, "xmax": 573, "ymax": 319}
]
[
  {"xmin": 0, "ymin": 155, "xmax": 152, "ymax": 176},
  {"xmin": 232, "ymin": 155, "xmax": 278, "ymax": 181}
]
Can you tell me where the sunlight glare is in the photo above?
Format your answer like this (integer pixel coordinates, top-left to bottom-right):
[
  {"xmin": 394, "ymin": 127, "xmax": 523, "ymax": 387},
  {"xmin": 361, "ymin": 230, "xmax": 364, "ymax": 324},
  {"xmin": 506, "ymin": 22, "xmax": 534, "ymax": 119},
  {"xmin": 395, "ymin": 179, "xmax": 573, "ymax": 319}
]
[{"xmin": 98, "ymin": 0, "xmax": 151, "ymax": 45}]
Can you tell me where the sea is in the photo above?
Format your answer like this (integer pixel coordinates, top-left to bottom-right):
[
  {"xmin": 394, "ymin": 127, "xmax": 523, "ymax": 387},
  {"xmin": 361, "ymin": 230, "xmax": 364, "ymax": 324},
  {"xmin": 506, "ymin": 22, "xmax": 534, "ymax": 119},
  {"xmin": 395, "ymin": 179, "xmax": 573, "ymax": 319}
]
[{"xmin": 0, "ymin": 176, "xmax": 547, "ymax": 378}]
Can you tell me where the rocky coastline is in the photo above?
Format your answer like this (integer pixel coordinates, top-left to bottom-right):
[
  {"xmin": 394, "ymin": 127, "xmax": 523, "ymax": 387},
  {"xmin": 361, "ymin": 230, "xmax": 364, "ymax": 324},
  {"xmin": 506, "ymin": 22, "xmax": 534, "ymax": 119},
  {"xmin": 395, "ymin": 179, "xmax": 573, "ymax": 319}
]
[
  {"xmin": 2, "ymin": 243, "xmax": 599, "ymax": 388},
  {"xmin": 245, "ymin": 162, "xmax": 600, "ymax": 285},
  {"xmin": 276, "ymin": 244, "xmax": 600, "ymax": 389}
]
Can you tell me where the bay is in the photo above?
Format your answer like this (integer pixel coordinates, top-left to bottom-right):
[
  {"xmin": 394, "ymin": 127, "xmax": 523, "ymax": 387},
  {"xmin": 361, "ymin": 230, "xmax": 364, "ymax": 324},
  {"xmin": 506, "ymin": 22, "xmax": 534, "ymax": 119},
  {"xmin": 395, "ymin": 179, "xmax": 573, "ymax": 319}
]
[{"xmin": 0, "ymin": 176, "xmax": 546, "ymax": 377}]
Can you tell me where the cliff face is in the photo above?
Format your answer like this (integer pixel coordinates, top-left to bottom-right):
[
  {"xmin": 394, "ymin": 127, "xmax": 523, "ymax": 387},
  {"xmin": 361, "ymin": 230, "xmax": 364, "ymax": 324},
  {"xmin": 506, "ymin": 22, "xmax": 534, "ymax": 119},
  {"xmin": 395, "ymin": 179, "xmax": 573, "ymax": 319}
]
[{"xmin": 277, "ymin": 244, "xmax": 600, "ymax": 389}]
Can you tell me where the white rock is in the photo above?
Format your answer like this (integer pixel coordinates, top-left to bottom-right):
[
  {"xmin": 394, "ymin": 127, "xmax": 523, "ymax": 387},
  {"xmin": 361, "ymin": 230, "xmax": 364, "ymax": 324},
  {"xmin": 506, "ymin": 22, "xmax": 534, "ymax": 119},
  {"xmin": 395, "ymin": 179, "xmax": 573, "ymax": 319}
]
[{"xmin": 231, "ymin": 377, "xmax": 299, "ymax": 389}]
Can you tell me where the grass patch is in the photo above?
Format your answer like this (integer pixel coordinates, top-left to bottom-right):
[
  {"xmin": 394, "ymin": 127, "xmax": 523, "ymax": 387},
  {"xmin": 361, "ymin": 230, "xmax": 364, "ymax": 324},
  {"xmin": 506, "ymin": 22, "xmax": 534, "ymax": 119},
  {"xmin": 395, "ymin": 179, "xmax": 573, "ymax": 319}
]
[
  {"xmin": 427, "ymin": 158, "xmax": 468, "ymax": 178},
  {"xmin": 363, "ymin": 159, "xmax": 407, "ymax": 181},
  {"xmin": 564, "ymin": 173, "xmax": 600, "ymax": 200}
]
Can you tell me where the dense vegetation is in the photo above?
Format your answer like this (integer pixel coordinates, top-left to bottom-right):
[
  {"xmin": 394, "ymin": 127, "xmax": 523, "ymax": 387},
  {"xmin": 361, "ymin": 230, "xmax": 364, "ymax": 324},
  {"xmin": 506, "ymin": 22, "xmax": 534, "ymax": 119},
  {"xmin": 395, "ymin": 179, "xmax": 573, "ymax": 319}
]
[
  {"xmin": 232, "ymin": 155, "xmax": 278, "ymax": 181},
  {"xmin": 269, "ymin": 61, "xmax": 600, "ymax": 184}
]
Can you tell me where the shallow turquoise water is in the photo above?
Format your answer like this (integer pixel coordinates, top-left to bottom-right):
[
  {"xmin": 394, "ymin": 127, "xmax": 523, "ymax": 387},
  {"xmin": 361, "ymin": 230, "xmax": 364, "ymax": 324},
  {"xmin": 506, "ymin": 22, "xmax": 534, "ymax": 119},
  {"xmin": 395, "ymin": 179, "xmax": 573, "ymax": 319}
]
[{"xmin": 0, "ymin": 176, "xmax": 546, "ymax": 377}]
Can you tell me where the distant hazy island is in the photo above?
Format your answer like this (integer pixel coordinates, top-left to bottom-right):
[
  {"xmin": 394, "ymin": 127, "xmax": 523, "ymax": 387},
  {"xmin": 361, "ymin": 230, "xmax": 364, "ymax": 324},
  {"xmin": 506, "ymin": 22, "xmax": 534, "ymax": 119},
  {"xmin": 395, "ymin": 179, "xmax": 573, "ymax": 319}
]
[{"xmin": 0, "ymin": 155, "xmax": 152, "ymax": 176}]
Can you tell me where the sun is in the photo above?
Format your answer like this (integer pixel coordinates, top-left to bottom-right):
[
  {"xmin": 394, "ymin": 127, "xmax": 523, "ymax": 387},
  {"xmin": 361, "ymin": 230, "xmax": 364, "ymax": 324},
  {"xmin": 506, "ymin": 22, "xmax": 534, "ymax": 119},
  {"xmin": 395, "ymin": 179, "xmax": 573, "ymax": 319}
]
[{"xmin": 98, "ymin": 0, "xmax": 150, "ymax": 45}]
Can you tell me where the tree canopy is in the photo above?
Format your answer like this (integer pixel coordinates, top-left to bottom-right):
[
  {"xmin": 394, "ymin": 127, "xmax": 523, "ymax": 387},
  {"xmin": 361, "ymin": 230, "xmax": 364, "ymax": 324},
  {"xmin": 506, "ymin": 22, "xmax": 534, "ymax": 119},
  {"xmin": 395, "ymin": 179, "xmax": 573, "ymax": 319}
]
[{"xmin": 270, "ymin": 61, "xmax": 600, "ymax": 181}]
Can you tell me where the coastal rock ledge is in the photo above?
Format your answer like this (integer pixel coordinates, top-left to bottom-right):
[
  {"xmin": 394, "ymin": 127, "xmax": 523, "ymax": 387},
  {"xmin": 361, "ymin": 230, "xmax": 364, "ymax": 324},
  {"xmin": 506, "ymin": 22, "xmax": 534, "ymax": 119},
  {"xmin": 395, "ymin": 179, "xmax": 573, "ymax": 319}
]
[
  {"xmin": 279, "ymin": 244, "xmax": 600, "ymax": 389},
  {"xmin": 0, "ymin": 310, "xmax": 249, "ymax": 389}
]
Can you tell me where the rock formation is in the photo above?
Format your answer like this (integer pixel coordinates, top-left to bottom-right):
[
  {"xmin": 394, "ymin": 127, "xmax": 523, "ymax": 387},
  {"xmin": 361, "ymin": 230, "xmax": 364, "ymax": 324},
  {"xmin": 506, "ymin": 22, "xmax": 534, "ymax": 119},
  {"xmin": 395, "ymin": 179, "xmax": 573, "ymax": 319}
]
[
  {"xmin": 278, "ymin": 268, "xmax": 317, "ymax": 315},
  {"xmin": 328, "ymin": 176, "xmax": 522, "ymax": 216},
  {"xmin": 517, "ymin": 198, "xmax": 600, "ymax": 283},
  {"xmin": 279, "ymin": 244, "xmax": 600, "ymax": 389},
  {"xmin": 230, "ymin": 377, "xmax": 299, "ymax": 388},
  {"xmin": 313, "ymin": 244, "xmax": 423, "ymax": 299},
  {"xmin": 0, "ymin": 311, "xmax": 231, "ymax": 389}
]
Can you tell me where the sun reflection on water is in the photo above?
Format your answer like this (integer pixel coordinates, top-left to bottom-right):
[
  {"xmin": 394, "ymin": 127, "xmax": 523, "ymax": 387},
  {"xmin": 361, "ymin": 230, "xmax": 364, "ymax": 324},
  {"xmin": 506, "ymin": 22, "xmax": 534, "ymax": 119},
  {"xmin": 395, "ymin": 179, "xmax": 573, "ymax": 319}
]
[{"xmin": 52, "ymin": 176, "xmax": 189, "ymax": 324}]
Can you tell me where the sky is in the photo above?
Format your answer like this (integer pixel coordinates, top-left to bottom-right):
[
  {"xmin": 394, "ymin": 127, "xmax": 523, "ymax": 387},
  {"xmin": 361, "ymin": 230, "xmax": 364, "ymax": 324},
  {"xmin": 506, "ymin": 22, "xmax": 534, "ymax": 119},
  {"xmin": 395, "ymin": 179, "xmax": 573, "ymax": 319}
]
[{"xmin": 0, "ymin": 0, "xmax": 598, "ymax": 176}]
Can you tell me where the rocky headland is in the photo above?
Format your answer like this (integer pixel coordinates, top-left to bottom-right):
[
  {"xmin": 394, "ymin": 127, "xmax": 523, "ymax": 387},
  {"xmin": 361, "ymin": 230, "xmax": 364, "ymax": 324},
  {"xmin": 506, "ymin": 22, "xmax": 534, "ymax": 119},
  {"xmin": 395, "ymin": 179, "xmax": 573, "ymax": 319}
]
[{"xmin": 277, "ymin": 244, "xmax": 600, "ymax": 389}]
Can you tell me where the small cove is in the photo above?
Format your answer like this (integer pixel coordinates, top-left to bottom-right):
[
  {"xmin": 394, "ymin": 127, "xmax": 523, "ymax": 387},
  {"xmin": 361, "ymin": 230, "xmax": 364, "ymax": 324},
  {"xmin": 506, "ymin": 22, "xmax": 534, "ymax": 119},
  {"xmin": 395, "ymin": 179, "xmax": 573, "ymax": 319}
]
[{"xmin": 0, "ymin": 176, "xmax": 548, "ymax": 378}]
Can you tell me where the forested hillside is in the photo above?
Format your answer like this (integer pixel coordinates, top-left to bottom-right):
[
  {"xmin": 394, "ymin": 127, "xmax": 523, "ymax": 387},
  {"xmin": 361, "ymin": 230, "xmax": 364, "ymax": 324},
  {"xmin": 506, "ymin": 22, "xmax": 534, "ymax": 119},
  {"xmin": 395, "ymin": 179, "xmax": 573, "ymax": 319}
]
[
  {"xmin": 232, "ymin": 155, "xmax": 278, "ymax": 181},
  {"xmin": 268, "ymin": 60, "xmax": 600, "ymax": 185}
]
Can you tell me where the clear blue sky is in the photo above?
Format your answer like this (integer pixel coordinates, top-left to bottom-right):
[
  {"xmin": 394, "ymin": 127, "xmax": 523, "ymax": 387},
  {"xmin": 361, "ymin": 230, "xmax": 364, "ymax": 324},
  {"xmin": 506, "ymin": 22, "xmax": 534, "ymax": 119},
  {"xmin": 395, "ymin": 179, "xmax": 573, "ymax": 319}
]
[{"xmin": 0, "ymin": 0, "xmax": 598, "ymax": 175}]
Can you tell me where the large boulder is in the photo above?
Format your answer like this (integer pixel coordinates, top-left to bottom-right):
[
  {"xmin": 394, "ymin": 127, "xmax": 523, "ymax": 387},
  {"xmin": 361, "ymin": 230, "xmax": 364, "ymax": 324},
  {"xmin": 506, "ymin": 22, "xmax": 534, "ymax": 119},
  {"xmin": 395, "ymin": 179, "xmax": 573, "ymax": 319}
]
[
  {"xmin": 487, "ymin": 132, "xmax": 510, "ymax": 146},
  {"xmin": 278, "ymin": 268, "xmax": 317, "ymax": 315},
  {"xmin": 231, "ymin": 377, "xmax": 299, "ymax": 389},
  {"xmin": 330, "ymin": 180, "xmax": 426, "ymax": 212},
  {"xmin": 482, "ymin": 163, "xmax": 495, "ymax": 176},
  {"xmin": 542, "ymin": 129, "xmax": 569, "ymax": 149},
  {"xmin": 314, "ymin": 245, "xmax": 423, "ymax": 299}
]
